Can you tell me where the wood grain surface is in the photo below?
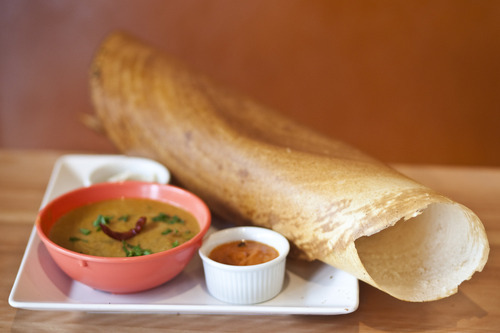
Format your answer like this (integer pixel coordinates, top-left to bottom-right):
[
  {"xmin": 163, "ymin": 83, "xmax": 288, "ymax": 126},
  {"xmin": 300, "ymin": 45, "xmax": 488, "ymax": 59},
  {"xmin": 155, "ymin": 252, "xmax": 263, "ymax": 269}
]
[{"xmin": 1, "ymin": 149, "xmax": 498, "ymax": 332}]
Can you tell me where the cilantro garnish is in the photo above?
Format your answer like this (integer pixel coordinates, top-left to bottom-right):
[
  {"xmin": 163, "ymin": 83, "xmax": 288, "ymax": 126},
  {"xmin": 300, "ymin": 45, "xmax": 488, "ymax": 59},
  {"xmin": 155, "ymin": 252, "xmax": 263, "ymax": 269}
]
[
  {"xmin": 93, "ymin": 214, "xmax": 112, "ymax": 231},
  {"xmin": 79, "ymin": 228, "xmax": 91, "ymax": 236},
  {"xmin": 152, "ymin": 212, "xmax": 169, "ymax": 222},
  {"xmin": 161, "ymin": 228, "xmax": 173, "ymax": 235},
  {"xmin": 121, "ymin": 241, "xmax": 152, "ymax": 257},
  {"xmin": 152, "ymin": 213, "xmax": 185, "ymax": 224},
  {"xmin": 118, "ymin": 215, "xmax": 130, "ymax": 222}
]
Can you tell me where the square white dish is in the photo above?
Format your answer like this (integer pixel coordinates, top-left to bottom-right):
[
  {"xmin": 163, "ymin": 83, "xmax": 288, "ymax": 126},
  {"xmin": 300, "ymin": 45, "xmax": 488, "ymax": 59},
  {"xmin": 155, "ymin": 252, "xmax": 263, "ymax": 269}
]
[{"xmin": 9, "ymin": 154, "xmax": 359, "ymax": 315}]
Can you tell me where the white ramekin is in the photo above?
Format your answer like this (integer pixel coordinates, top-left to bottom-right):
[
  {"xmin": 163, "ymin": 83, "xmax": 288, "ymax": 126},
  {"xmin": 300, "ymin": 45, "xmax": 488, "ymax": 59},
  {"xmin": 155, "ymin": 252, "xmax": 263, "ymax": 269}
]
[{"xmin": 199, "ymin": 226, "xmax": 289, "ymax": 304}]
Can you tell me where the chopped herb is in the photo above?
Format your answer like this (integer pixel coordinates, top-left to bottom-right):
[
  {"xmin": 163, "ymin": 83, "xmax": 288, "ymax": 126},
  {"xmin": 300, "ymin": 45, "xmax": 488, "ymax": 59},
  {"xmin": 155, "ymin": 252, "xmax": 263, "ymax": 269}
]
[
  {"xmin": 152, "ymin": 213, "xmax": 185, "ymax": 224},
  {"xmin": 79, "ymin": 228, "xmax": 91, "ymax": 236},
  {"xmin": 93, "ymin": 214, "xmax": 112, "ymax": 230},
  {"xmin": 161, "ymin": 228, "xmax": 173, "ymax": 235},
  {"xmin": 152, "ymin": 212, "xmax": 169, "ymax": 222},
  {"xmin": 172, "ymin": 240, "xmax": 180, "ymax": 248},
  {"xmin": 69, "ymin": 236, "xmax": 87, "ymax": 243},
  {"xmin": 118, "ymin": 215, "xmax": 130, "ymax": 222},
  {"xmin": 170, "ymin": 215, "xmax": 185, "ymax": 224},
  {"xmin": 122, "ymin": 241, "xmax": 152, "ymax": 257}
]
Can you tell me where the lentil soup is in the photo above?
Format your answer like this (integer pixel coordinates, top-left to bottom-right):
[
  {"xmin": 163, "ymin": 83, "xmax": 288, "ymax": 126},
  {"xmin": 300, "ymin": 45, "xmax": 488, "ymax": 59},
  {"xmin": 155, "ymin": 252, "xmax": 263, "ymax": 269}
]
[{"xmin": 49, "ymin": 198, "xmax": 200, "ymax": 257}]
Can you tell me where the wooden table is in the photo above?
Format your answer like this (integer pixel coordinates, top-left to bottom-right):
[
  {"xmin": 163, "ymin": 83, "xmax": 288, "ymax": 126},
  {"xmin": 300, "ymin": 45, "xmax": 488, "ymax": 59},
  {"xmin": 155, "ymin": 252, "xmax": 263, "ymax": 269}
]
[{"xmin": 1, "ymin": 149, "xmax": 498, "ymax": 332}]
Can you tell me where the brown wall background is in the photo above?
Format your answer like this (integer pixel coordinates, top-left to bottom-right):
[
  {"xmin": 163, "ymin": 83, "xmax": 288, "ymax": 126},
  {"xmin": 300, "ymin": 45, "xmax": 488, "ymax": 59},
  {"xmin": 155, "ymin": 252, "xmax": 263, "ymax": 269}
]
[{"xmin": 1, "ymin": 0, "xmax": 499, "ymax": 166}]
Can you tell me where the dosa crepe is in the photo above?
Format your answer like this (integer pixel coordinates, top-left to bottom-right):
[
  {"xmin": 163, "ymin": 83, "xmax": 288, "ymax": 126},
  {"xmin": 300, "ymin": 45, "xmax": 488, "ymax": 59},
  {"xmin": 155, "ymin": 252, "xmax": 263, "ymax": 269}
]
[{"xmin": 89, "ymin": 32, "xmax": 489, "ymax": 302}]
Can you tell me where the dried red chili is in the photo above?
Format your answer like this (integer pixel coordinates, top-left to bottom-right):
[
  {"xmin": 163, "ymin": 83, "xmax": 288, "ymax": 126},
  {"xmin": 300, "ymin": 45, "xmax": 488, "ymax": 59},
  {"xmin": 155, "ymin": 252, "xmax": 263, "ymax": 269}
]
[{"xmin": 100, "ymin": 216, "xmax": 147, "ymax": 241}]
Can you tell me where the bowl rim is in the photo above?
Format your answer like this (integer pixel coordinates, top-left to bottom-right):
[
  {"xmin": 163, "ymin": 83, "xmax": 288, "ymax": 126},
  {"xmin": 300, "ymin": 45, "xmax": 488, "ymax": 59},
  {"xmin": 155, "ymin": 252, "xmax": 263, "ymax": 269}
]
[
  {"xmin": 198, "ymin": 226, "xmax": 290, "ymax": 271},
  {"xmin": 36, "ymin": 181, "xmax": 211, "ymax": 263}
]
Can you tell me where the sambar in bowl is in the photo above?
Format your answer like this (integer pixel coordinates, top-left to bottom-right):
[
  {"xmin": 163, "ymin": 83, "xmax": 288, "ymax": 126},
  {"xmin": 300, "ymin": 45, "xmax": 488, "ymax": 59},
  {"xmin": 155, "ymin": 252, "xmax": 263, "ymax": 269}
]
[{"xmin": 36, "ymin": 181, "xmax": 211, "ymax": 294}]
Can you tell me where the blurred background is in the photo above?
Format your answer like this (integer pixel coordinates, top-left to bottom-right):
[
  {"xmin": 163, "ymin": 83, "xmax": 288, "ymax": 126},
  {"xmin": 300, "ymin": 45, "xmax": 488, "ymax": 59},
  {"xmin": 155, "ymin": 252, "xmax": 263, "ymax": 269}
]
[{"xmin": 1, "ymin": 0, "xmax": 499, "ymax": 166}]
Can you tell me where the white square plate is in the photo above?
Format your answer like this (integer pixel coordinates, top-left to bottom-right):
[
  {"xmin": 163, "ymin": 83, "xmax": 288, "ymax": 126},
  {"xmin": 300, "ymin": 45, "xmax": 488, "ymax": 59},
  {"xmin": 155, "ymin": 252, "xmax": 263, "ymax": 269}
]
[{"xmin": 9, "ymin": 155, "xmax": 359, "ymax": 315}]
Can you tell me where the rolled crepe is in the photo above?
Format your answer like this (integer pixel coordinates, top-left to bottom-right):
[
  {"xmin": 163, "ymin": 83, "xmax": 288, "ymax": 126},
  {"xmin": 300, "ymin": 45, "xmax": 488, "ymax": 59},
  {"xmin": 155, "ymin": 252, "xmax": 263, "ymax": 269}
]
[{"xmin": 90, "ymin": 32, "xmax": 489, "ymax": 301}]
